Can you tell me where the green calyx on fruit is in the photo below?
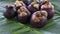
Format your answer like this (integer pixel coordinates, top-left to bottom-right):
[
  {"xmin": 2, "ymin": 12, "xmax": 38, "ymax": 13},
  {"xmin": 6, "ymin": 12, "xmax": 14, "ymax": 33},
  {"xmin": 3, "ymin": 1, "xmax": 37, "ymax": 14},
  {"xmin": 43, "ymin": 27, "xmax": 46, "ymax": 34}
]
[
  {"xmin": 41, "ymin": 2, "xmax": 54, "ymax": 9},
  {"xmin": 33, "ymin": 16, "xmax": 40, "ymax": 22},
  {"xmin": 30, "ymin": 2, "xmax": 39, "ymax": 9},
  {"xmin": 34, "ymin": 0, "xmax": 37, "ymax": 4},
  {"xmin": 36, "ymin": 11, "xmax": 42, "ymax": 17},
  {"xmin": 19, "ymin": 12, "xmax": 27, "ymax": 16},
  {"xmin": 30, "ymin": 0, "xmax": 39, "ymax": 9},
  {"xmin": 32, "ymin": 11, "xmax": 42, "ymax": 22},
  {"xmin": 18, "ymin": 6, "xmax": 28, "ymax": 16},
  {"xmin": 40, "ymin": 0, "xmax": 54, "ymax": 9},
  {"xmin": 20, "ymin": 6, "xmax": 28, "ymax": 12},
  {"xmin": 15, "ymin": 0, "xmax": 24, "ymax": 6},
  {"xmin": 15, "ymin": 0, "xmax": 20, "ymax": 6},
  {"xmin": 41, "ymin": 10, "xmax": 48, "ymax": 17},
  {"xmin": 35, "ymin": 11, "xmax": 48, "ymax": 18},
  {"xmin": 33, "ymin": 4, "xmax": 39, "ymax": 9}
]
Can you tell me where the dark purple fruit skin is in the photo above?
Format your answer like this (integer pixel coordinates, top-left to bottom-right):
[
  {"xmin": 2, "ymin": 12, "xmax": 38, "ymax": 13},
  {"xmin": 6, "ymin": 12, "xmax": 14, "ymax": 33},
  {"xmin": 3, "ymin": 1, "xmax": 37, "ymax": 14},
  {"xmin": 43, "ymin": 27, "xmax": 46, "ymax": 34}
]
[
  {"xmin": 15, "ymin": 6, "xmax": 22, "ymax": 11},
  {"xmin": 18, "ymin": 14, "xmax": 28, "ymax": 23},
  {"xmin": 39, "ymin": 1, "xmax": 48, "ymax": 10},
  {"xmin": 28, "ymin": 4, "xmax": 39, "ymax": 14},
  {"xmin": 15, "ymin": 0, "xmax": 27, "ymax": 11},
  {"xmin": 30, "ymin": 17, "xmax": 47, "ymax": 28},
  {"xmin": 18, "ymin": 0, "xmax": 33, "ymax": 6},
  {"xmin": 18, "ymin": 14, "xmax": 31, "ymax": 23},
  {"xmin": 28, "ymin": 5, "xmax": 37, "ymax": 14},
  {"xmin": 42, "ymin": 8, "xmax": 54, "ymax": 19},
  {"xmin": 15, "ymin": 3, "xmax": 26, "ymax": 11},
  {"xmin": 18, "ymin": 0, "xmax": 39, "ymax": 6},
  {"xmin": 3, "ymin": 6, "xmax": 16, "ymax": 19},
  {"xmin": 18, "ymin": 11, "xmax": 31, "ymax": 23},
  {"xmin": 15, "ymin": 2, "xmax": 27, "ymax": 17},
  {"xmin": 17, "ymin": 6, "xmax": 31, "ymax": 23},
  {"xmin": 30, "ymin": 11, "xmax": 47, "ymax": 28}
]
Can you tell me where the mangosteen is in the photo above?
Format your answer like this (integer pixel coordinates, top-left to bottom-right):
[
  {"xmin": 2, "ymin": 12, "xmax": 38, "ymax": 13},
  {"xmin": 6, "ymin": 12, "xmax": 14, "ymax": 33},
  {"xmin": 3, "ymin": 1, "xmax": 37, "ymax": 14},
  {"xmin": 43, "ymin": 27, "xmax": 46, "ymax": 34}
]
[
  {"xmin": 17, "ymin": 6, "xmax": 31, "ymax": 23},
  {"xmin": 30, "ymin": 11, "xmax": 47, "ymax": 28},
  {"xmin": 39, "ymin": 0, "xmax": 51, "ymax": 10},
  {"xmin": 15, "ymin": 0, "xmax": 26, "ymax": 10},
  {"xmin": 28, "ymin": 0, "xmax": 40, "ymax": 14},
  {"xmin": 3, "ymin": 5, "xmax": 16, "ymax": 19},
  {"xmin": 41, "ymin": 1, "xmax": 54, "ymax": 19}
]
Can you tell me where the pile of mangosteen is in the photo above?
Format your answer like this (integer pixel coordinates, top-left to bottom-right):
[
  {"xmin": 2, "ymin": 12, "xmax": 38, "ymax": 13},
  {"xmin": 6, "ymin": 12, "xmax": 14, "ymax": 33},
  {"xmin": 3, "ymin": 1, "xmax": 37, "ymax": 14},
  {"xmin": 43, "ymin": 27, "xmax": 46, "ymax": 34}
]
[{"xmin": 3, "ymin": 0, "xmax": 54, "ymax": 28}]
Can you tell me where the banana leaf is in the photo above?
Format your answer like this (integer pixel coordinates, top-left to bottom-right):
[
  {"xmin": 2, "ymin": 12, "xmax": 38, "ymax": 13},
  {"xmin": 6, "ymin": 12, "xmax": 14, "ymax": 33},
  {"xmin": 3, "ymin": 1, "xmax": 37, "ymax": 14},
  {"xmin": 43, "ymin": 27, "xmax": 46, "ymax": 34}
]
[{"xmin": 0, "ymin": 0, "xmax": 60, "ymax": 34}]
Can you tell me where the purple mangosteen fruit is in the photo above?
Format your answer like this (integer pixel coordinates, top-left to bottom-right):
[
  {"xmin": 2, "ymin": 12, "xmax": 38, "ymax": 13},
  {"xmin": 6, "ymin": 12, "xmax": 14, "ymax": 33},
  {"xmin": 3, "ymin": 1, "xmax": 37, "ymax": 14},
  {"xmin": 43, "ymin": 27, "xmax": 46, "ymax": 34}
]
[
  {"xmin": 17, "ymin": 6, "xmax": 31, "ymax": 23},
  {"xmin": 28, "ymin": 0, "xmax": 40, "ymax": 14},
  {"xmin": 30, "ymin": 10, "xmax": 48, "ymax": 28},
  {"xmin": 41, "ymin": 1, "xmax": 54, "ymax": 19},
  {"xmin": 3, "ymin": 5, "xmax": 16, "ymax": 19},
  {"xmin": 39, "ymin": 0, "xmax": 51, "ymax": 10}
]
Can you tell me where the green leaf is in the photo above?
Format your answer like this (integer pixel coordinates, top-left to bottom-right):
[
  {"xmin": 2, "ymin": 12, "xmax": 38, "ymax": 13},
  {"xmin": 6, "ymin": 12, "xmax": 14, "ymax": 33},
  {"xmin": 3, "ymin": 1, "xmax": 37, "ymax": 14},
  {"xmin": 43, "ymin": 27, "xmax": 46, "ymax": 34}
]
[{"xmin": 0, "ymin": 0, "xmax": 60, "ymax": 34}]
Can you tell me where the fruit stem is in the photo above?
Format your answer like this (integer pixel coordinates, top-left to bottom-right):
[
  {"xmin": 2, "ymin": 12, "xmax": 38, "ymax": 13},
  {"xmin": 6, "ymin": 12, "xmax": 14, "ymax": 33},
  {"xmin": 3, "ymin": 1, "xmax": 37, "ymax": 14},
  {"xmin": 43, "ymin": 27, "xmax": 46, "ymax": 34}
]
[
  {"xmin": 34, "ymin": 0, "xmax": 37, "ymax": 4},
  {"xmin": 36, "ymin": 12, "xmax": 41, "ymax": 17}
]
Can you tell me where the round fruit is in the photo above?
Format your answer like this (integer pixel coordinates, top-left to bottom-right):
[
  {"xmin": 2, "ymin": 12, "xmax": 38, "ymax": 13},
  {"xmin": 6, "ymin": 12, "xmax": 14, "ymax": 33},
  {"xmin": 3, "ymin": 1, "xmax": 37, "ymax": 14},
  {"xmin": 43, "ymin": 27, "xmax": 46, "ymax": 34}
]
[
  {"xmin": 30, "ymin": 11, "xmax": 47, "ymax": 28},
  {"xmin": 17, "ymin": 6, "xmax": 31, "ymax": 23},
  {"xmin": 3, "ymin": 5, "xmax": 16, "ymax": 19},
  {"xmin": 41, "ymin": 2, "xmax": 54, "ymax": 19},
  {"xmin": 39, "ymin": 0, "xmax": 50, "ymax": 10},
  {"xmin": 15, "ymin": 0, "xmax": 26, "ymax": 10},
  {"xmin": 28, "ymin": 2, "xmax": 39, "ymax": 14}
]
